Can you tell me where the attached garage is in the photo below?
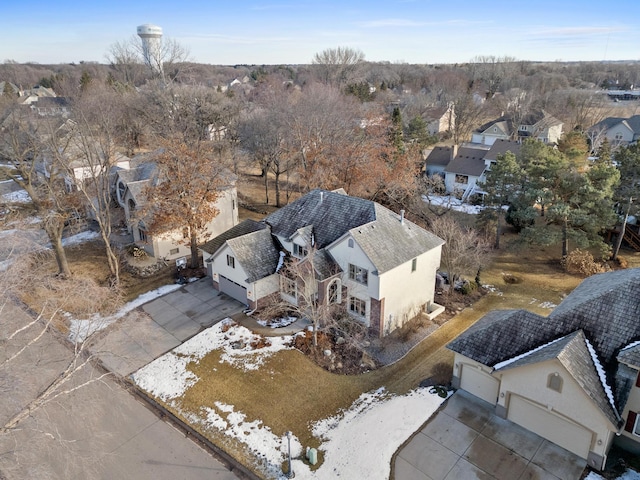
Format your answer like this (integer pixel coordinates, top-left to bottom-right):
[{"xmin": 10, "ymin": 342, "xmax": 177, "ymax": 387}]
[
  {"xmin": 507, "ymin": 394, "xmax": 592, "ymax": 459},
  {"xmin": 219, "ymin": 275, "xmax": 247, "ymax": 305},
  {"xmin": 459, "ymin": 364, "xmax": 499, "ymax": 405}
]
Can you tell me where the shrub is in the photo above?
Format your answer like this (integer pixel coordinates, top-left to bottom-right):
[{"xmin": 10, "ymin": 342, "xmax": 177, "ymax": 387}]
[
  {"xmin": 460, "ymin": 281, "xmax": 478, "ymax": 295},
  {"xmin": 561, "ymin": 249, "xmax": 608, "ymax": 277},
  {"xmin": 616, "ymin": 256, "xmax": 629, "ymax": 269}
]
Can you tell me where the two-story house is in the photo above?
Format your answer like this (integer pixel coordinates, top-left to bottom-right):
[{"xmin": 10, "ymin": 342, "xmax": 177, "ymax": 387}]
[
  {"xmin": 200, "ymin": 189, "xmax": 445, "ymax": 337},
  {"xmin": 114, "ymin": 151, "xmax": 238, "ymax": 262},
  {"xmin": 472, "ymin": 110, "xmax": 563, "ymax": 146},
  {"xmin": 588, "ymin": 115, "xmax": 640, "ymax": 148},
  {"xmin": 447, "ymin": 268, "xmax": 640, "ymax": 471}
]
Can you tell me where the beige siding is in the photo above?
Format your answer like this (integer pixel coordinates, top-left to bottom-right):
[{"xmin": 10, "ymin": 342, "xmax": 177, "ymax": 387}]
[
  {"xmin": 498, "ymin": 360, "xmax": 616, "ymax": 462},
  {"xmin": 377, "ymin": 246, "xmax": 442, "ymax": 334}
]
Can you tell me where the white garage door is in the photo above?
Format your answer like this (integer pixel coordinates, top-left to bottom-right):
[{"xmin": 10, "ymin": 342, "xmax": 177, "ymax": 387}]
[
  {"xmin": 459, "ymin": 364, "xmax": 499, "ymax": 405},
  {"xmin": 508, "ymin": 395, "xmax": 592, "ymax": 459},
  {"xmin": 219, "ymin": 275, "xmax": 247, "ymax": 304}
]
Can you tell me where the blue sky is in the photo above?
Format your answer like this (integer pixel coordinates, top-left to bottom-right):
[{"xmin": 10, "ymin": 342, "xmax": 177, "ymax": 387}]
[{"xmin": 2, "ymin": 1, "xmax": 639, "ymax": 65}]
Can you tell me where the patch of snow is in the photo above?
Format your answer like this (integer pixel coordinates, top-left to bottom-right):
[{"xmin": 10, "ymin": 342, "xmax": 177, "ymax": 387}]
[
  {"xmin": 493, "ymin": 336, "xmax": 564, "ymax": 370},
  {"xmin": 133, "ymin": 318, "xmax": 449, "ymax": 480},
  {"xmin": 538, "ymin": 301, "xmax": 557, "ymax": 309},
  {"xmin": 584, "ymin": 337, "xmax": 617, "ymax": 412},
  {"xmin": 2, "ymin": 189, "xmax": 30, "ymax": 203},
  {"xmin": 257, "ymin": 316, "xmax": 298, "ymax": 328},
  {"xmin": 68, "ymin": 284, "xmax": 182, "ymax": 342},
  {"xmin": 275, "ymin": 251, "xmax": 286, "ymax": 273},
  {"xmin": 586, "ymin": 470, "xmax": 640, "ymax": 480},
  {"xmin": 60, "ymin": 230, "xmax": 100, "ymax": 247},
  {"xmin": 621, "ymin": 340, "xmax": 640, "ymax": 352},
  {"xmin": 132, "ymin": 352, "xmax": 198, "ymax": 401}
]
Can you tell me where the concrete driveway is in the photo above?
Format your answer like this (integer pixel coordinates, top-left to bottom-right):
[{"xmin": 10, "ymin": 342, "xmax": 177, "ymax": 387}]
[
  {"xmin": 93, "ymin": 278, "xmax": 245, "ymax": 377},
  {"xmin": 394, "ymin": 390, "xmax": 587, "ymax": 480}
]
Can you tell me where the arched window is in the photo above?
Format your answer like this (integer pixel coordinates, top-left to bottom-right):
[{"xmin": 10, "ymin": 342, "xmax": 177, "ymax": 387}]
[
  {"xmin": 117, "ymin": 181, "xmax": 126, "ymax": 204},
  {"xmin": 327, "ymin": 279, "xmax": 341, "ymax": 304},
  {"xmin": 547, "ymin": 372, "xmax": 563, "ymax": 393}
]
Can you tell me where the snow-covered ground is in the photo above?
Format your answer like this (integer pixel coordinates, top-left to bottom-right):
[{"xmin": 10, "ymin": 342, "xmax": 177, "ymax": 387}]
[
  {"xmin": 587, "ymin": 470, "xmax": 640, "ymax": 480},
  {"xmin": 133, "ymin": 319, "xmax": 448, "ymax": 480}
]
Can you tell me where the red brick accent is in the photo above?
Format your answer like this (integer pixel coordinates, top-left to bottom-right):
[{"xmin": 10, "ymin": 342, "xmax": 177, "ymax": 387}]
[{"xmin": 369, "ymin": 298, "xmax": 384, "ymax": 338}]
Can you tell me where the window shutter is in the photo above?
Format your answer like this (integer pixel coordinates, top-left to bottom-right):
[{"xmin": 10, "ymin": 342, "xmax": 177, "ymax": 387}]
[{"xmin": 625, "ymin": 411, "xmax": 637, "ymax": 433}]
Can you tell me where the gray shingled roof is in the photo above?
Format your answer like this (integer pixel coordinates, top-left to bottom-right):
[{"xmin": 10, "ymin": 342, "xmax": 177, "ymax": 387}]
[
  {"xmin": 484, "ymin": 139, "xmax": 521, "ymax": 161},
  {"xmin": 200, "ymin": 219, "xmax": 266, "ymax": 256},
  {"xmin": 617, "ymin": 342, "xmax": 640, "ymax": 368},
  {"xmin": 350, "ymin": 204, "xmax": 444, "ymax": 274},
  {"xmin": 264, "ymin": 189, "xmax": 377, "ymax": 249},
  {"xmin": 226, "ymin": 228, "xmax": 280, "ymax": 283},
  {"xmin": 495, "ymin": 330, "xmax": 621, "ymax": 427},
  {"xmin": 448, "ymin": 268, "xmax": 640, "ymax": 414},
  {"xmin": 444, "ymin": 146, "xmax": 488, "ymax": 176},
  {"xmin": 425, "ymin": 146, "xmax": 453, "ymax": 167},
  {"xmin": 590, "ymin": 115, "xmax": 640, "ymax": 135}
]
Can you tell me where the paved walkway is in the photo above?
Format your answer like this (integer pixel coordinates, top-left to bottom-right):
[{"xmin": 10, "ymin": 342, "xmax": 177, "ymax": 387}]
[
  {"xmin": 93, "ymin": 278, "xmax": 246, "ymax": 377},
  {"xmin": 394, "ymin": 390, "xmax": 587, "ymax": 480}
]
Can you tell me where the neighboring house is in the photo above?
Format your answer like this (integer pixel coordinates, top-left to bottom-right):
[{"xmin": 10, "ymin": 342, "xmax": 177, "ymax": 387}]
[
  {"xmin": 423, "ymin": 104, "xmax": 455, "ymax": 136},
  {"xmin": 424, "ymin": 145, "xmax": 456, "ymax": 177},
  {"xmin": 114, "ymin": 151, "xmax": 238, "ymax": 262},
  {"xmin": 588, "ymin": 115, "xmax": 640, "ymax": 147},
  {"xmin": 447, "ymin": 268, "xmax": 640, "ymax": 471},
  {"xmin": 472, "ymin": 110, "xmax": 563, "ymax": 145},
  {"xmin": 443, "ymin": 144, "xmax": 490, "ymax": 200},
  {"xmin": 200, "ymin": 189, "xmax": 445, "ymax": 337}
]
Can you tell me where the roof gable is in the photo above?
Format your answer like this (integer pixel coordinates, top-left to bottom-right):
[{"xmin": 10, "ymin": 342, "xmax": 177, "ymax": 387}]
[
  {"xmin": 264, "ymin": 189, "xmax": 377, "ymax": 249},
  {"xmin": 348, "ymin": 205, "xmax": 444, "ymax": 274},
  {"xmin": 226, "ymin": 228, "xmax": 280, "ymax": 283},
  {"xmin": 495, "ymin": 330, "xmax": 621, "ymax": 426}
]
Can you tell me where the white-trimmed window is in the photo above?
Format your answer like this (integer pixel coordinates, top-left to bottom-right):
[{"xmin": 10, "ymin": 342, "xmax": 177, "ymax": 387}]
[
  {"xmin": 349, "ymin": 296, "xmax": 366, "ymax": 317},
  {"xmin": 281, "ymin": 276, "xmax": 297, "ymax": 297},
  {"xmin": 349, "ymin": 264, "xmax": 368, "ymax": 285},
  {"xmin": 169, "ymin": 248, "xmax": 179, "ymax": 255},
  {"xmin": 455, "ymin": 174, "xmax": 469, "ymax": 185},
  {"xmin": 348, "ymin": 238, "xmax": 354, "ymax": 248},
  {"xmin": 227, "ymin": 255, "xmax": 235, "ymax": 268},
  {"xmin": 411, "ymin": 258, "xmax": 417, "ymax": 272},
  {"xmin": 138, "ymin": 228, "xmax": 148, "ymax": 243},
  {"xmin": 327, "ymin": 280, "xmax": 341, "ymax": 304},
  {"xmin": 293, "ymin": 243, "xmax": 308, "ymax": 258}
]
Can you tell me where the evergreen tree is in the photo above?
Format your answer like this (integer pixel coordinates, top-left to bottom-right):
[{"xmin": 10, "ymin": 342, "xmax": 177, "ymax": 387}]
[
  {"xmin": 612, "ymin": 143, "xmax": 640, "ymax": 258},
  {"xmin": 390, "ymin": 106, "xmax": 404, "ymax": 154},
  {"xmin": 478, "ymin": 151, "xmax": 524, "ymax": 248},
  {"xmin": 407, "ymin": 115, "xmax": 435, "ymax": 147}
]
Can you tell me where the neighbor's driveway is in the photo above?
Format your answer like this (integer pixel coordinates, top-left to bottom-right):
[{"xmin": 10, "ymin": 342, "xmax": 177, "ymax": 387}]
[
  {"xmin": 93, "ymin": 278, "xmax": 245, "ymax": 377},
  {"xmin": 394, "ymin": 390, "xmax": 587, "ymax": 480}
]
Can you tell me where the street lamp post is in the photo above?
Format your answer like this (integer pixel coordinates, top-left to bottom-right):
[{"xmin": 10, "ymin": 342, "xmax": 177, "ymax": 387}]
[{"xmin": 286, "ymin": 431, "xmax": 294, "ymax": 478}]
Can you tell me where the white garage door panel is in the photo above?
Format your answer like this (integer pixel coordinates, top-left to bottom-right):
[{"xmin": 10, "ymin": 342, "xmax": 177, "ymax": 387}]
[
  {"xmin": 219, "ymin": 275, "xmax": 247, "ymax": 304},
  {"xmin": 460, "ymin": 365, "xmax": 499, "ymax": 405},
  {"xmin": 508, "ymin": 395, "xmax": 591, "ymax": 459}
]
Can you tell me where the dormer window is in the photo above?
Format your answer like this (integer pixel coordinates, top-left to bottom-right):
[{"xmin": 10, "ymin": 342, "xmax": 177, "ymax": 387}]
[{"xmin": 293, "ymin": 244, "xmax": 308, "ymax": 258}]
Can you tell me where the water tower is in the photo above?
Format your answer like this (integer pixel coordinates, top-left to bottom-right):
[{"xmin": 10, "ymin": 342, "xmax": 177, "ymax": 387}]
[{"xmin": 137, "ymin": 24, "xmax": 163, "ymax": 74}]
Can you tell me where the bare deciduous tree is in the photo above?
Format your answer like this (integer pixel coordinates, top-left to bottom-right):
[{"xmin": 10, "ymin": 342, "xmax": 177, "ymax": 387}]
[
  {"xmin": 311, "ymin": 46, "xmax": 366, "ymax": 88},
  {"xmin": 430, "ymin": 215, "xmax": 490, "ymax": 289}
]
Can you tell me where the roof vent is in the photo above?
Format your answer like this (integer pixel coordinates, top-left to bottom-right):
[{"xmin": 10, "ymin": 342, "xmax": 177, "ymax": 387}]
[
  {"xmin": 400, "ymin": 209, "xmax": 405, "ymax": 224},
  {"xmin": 320, "ymin": 191, "xmax": 324, "ymax": 203}
]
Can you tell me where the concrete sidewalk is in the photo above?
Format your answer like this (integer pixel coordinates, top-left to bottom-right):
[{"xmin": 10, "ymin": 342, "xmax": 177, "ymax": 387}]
[
  {"xmin": 394, "ymin": 390, "xmax": 586, "ymax": 480},
  {"xmin": 93, "ymin": 278, "xmax": 246, "ymax": 377}
]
